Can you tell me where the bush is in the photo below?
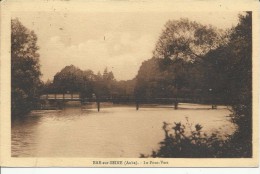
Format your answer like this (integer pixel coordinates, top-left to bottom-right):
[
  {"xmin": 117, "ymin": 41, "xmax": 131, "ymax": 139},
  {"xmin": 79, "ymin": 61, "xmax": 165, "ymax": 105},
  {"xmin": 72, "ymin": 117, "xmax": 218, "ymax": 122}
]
[{"xmin": 141, "ymin": 117, "xmax": 251, "ymax": 158}]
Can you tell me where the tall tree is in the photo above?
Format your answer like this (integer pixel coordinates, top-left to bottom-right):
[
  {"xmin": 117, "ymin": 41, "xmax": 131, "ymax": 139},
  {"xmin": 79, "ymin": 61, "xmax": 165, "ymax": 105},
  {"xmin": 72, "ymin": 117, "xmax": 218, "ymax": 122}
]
[
  {"xmin": 227, "ymin": 12, "xmax": 252, "ymax": 157},
  {"xmin": 11, "ymin": 18, "xmax": 42, "ymax": 116},
  {"xmin": 153, "ymin": 18, "xmax": 227, "ymax": 61},
  {"xmin": 134, "ymin": 18, "xmax": 227, "ymax": 102}
]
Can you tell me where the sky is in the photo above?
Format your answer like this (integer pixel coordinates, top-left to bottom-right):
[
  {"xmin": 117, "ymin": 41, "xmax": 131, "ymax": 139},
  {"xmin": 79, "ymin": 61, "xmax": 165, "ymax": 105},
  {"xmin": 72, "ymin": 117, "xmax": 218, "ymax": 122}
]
[{"xmin": 13, "ymin": 11, "xmax": 242, "ymax": 82}]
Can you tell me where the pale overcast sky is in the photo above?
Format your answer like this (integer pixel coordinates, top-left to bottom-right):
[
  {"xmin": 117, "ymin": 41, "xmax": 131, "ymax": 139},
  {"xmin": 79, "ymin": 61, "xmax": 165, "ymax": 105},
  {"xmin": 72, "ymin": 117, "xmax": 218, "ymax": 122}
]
[{"xmin": 13, "ymin": 11, "xmax": 242, "ymax": 81}]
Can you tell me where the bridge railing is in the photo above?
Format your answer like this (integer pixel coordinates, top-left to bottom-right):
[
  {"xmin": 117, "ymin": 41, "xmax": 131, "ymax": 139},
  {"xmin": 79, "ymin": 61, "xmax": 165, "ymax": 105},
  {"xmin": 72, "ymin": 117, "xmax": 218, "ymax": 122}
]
[{"xmin": 40, "ymin": 93, "xmax": 80, "ymax": 100}]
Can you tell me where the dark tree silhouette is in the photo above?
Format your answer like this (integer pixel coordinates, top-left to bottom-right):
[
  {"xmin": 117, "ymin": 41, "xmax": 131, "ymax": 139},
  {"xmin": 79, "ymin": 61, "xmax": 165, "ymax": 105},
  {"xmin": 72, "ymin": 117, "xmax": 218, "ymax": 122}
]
[{"xmin": 11, "ymin": 18, "xmax": 42, "ymax": 116}]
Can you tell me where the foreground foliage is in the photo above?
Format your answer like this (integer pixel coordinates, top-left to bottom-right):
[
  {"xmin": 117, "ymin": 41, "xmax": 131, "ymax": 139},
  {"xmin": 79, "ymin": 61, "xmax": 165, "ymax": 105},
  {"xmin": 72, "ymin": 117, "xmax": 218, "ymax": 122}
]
[{"xmin": 141, "ymin": 119, "xmax": 250, "ymax": 158}]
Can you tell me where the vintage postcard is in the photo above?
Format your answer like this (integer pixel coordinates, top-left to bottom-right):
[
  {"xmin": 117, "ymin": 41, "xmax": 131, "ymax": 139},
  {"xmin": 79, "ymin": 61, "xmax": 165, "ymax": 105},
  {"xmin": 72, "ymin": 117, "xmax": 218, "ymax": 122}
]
[{"xmin": 0, "ymin": 0, "xmax": 259, "ymax": 167}]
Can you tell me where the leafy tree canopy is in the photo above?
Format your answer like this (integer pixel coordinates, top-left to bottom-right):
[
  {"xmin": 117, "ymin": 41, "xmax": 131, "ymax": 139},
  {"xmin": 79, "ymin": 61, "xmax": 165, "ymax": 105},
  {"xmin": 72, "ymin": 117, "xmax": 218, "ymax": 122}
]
[
  {"xmin": 153, "ymin": 18, "xmax": 228, "ymax": 61},
  {"xmin": 11, "ymin": 18, "xmax": 42, "ymax": 115}
]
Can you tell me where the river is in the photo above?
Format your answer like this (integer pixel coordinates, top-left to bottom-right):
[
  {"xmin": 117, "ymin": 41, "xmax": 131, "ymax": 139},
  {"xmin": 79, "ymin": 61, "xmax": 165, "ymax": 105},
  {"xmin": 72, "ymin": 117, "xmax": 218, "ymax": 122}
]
[{"xmin": 11, "ymin": 103, "xmax": 236, "ymax": 157}]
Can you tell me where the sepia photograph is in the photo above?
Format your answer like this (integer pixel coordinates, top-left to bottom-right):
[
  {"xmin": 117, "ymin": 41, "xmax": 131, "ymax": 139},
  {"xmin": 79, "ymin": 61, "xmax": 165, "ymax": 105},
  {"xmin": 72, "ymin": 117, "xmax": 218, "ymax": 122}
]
[{"xmin": 0, "ymin": 0, "xmax": 259, "ymax": 168}]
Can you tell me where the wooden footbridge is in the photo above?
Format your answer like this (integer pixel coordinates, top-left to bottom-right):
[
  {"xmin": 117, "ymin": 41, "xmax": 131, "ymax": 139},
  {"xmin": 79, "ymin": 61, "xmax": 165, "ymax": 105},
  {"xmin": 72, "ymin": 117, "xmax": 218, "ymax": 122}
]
[
  {"xmin": 40, "ymin": 93, "xmax": 81, "ymax": 101},
  {"xmin": 39, "ymin": 93, "xmax": 218, "ymax": 111}
]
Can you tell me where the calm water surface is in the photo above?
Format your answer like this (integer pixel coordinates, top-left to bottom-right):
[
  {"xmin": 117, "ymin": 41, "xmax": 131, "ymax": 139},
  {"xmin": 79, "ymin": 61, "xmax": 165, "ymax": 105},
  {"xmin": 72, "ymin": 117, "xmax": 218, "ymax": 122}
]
[{"xmin": 11, "ymin": 103, "xmax": 236, "ymax": 157}]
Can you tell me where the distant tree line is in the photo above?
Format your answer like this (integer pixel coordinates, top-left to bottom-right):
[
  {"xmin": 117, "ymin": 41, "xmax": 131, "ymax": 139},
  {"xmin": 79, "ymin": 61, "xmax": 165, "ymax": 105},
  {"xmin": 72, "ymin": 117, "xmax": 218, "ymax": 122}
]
[{"xmin": 42, "ymin": 65, "xmax": 136, "ymax": 99}]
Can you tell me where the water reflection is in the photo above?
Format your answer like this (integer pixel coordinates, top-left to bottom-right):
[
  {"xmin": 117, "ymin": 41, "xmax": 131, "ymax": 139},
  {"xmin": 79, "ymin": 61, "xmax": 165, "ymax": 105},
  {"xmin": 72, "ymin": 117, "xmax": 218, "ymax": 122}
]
[{"xmin": 11, "ymin": 104, "xmax": 236, "ymax": 157}]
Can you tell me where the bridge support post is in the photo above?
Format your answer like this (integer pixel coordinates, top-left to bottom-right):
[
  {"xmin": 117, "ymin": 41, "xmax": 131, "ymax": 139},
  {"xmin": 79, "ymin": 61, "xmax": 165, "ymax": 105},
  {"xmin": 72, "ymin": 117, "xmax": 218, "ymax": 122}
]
[
  {"xmin": 97, "ymin": 100, "xmax": 100, "ymax": 112},
  {"xmin": 136, "ymin": 100, "xmax": 139, "ymax": 110},
  {"xmin": 174, "ymin": 101, "xmax": 178, "ymax": 110}
]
